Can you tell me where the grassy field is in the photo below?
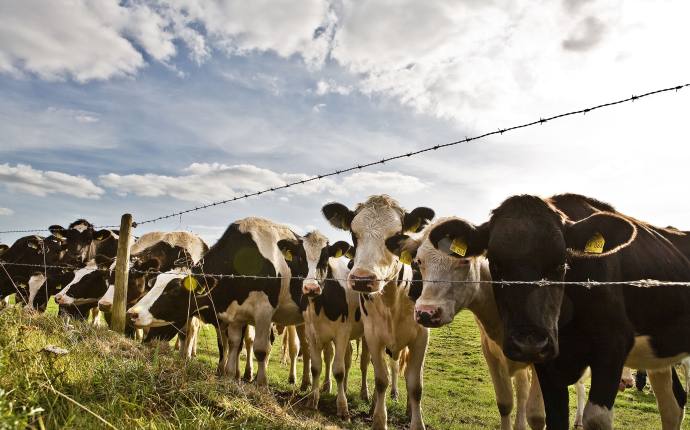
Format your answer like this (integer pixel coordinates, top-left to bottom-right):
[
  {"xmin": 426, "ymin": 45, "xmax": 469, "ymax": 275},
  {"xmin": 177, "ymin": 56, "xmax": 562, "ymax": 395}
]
[{"xmin": 0, "ymin": 299, "xmax": 683, "ymax": 429}]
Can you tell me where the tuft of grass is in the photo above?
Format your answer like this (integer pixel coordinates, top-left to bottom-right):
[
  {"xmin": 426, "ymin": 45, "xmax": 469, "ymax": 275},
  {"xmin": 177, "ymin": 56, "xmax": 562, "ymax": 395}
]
[{"xmin": 1, "ymin": 301, "xmax": 681, "ymax": 429}]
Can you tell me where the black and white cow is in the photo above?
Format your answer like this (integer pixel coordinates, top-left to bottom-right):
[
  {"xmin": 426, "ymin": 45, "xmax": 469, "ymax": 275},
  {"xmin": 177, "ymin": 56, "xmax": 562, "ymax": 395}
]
[
  {"xmin": 0, "ymin": 235, "xmax": 68, "ymax": 310},
  {"xmin": 277, "ymin": 231, "xmax": 369, "ymax": 418},
  {"xmin": 322, "ymin": 195, "xmax": 434, "ymax": 430},
  {"xmin": 48, "ymin": 219, "xmax": 118, "ymax": 267},
  {"xmin": 127, "ymin": 218, "xmax": 309, "ymax": 387},
  {"xmin": 428, "ymin": 193, "xmax": 690, "ymax": 430}
]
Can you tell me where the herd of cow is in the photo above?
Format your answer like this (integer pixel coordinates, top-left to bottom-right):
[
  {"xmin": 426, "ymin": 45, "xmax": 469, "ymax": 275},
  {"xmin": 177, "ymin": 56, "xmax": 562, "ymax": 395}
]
[{"xmin": 1, "ymin": 193, "xmax": 690, "ymax": 430}]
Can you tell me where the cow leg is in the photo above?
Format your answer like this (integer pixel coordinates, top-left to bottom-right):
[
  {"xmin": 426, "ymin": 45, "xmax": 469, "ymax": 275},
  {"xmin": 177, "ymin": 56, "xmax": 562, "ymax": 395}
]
[
  {"xmin": 513, "ymin": 368, "xmax": 531, "ymax": 430},
  {"xmin": 583, "ymin": 362, "xmax": 622, "ymax": 430},
  {"xmin": 405, "ymin": 330, "xmax": 428, "ymax": 430},
  {"xmin": 534, "ymin": 364, "xmax": 569, "ymax": 430},
  {"xmin": 182, "ymin": 318, "xmax": 200, "ymax": 360},
  {"xmin": 322, "ymin": 341, "xmax": 334, "ymax": 394},
  {"xmin": 243, "ymin": 325, "xmax": 255, "ymax": 381},
  {"xmin": 360, "ymin": 337, "xmax": 370, "ymax": 401},
  {"xmin": 253, "ymin": 314, "xmax": 273, "ymax": 387},
  {"xmin": 480, "ymin": 335, "xmax": 514, "ymax": 430},
  {"xmin": 333, "ymin": 334, "xmax": 351, "ymax": 418},
  {"xmin": 648, "ymin": 367, "xmax": 684, "ymax": 430},
  {"xmin": 574, "ymin": 379, "xmax": 586, "ymax": 428},
  {"xmin": 90, "ymin": 307, "xmax": 101, "ymax": 326},
  {"xmin": 223, "ymin": 323, "xmax": 243, "ymax": 380},
  {"xmin": 295, "ymin": 324, "xmax": 311, "ymax": 390},
  {"xmin": 525, "ymin": 366, "xmax": 546, "ymax": 430},
  {"xmin": 368, "ymin": 338, "xmax": 389, "ymax": 430},
  {"xmin": 682, "ymin": 358, "xmax": 690, "ymax": 394},
  {"xmin": 389, "ymin": 352, "xmax": 400, "ymax": 401},
  {"xmin": 307, "ymin": 337, "xmax": 323, "ymax": 410},
  {"xmin": 286, "ymin": 325, "xmax": 299, "ymax": 385},
  {"xmin": 215, "ymin": 323, "xmax": 226, "ymax": 375}
]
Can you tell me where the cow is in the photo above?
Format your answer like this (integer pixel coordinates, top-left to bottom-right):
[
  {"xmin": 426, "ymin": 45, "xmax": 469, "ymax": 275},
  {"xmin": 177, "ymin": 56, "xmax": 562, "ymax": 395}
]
[
  {"xmin": 427, "ymin": 193, "xmax": 690, "ymax": 430},
  {"xmin": 48, "ymin": 219, "xmax": 118, "ymax": 267},
  {"xmin": 385, "ymin": 217, "xmax": 545, "ymax": 430},
  {"xmin": 126, "ymin": 218, "xmax": 310, "ymax": 387},
  {"xmin": 322, "ymin": 195, "xmax": 434, "ymax": 430},
  {"xmin": 277, "ymin": 231, "xmax": 370, "ymax": 418},
  {"xmin": 0, "ymin": 235, "xmax": 68, "ymax": 310}
]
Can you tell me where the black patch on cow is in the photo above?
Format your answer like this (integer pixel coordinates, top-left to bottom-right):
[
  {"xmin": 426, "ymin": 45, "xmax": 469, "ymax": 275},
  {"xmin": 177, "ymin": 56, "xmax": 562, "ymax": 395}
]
[
  {"xmin": 408, "ymin": 267, "xmax": 423, "ymax": 302},
  {"xmin": 385, "ymin": 348, "xmax": 392, "ymax": 358},
  {"xmin": 354, "ymin": 306, "xmax": 361, "ymax": 322},
  {"xmin": 303, "ymin": 265, "xmax": 349, "ymax": 322},
  {"xmin": 359, "ymin": 294, "xmax": 368, "ymax": 316},
  {"xmin": 144, "ymin": 325, "xmax": 181, "ymax": 343},
  {"xmin": 672, "ymin": 367, "xmax": 687, "ymax": 409}
]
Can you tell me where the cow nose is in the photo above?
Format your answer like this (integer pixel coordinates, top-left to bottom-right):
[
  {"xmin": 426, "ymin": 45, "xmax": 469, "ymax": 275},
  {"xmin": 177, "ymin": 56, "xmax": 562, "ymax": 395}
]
[
  {"xmin": 54, "ymin": 294, "xmax": 64, "ymax": 304},
  {"xmin": 415, "ymin": 305, "xmax": 443, "ymax": 327},
  {"xmin": 302, "ymin": 283, "xmax": 322, "ymax": 296},
  {"xmin": 127, "ymin": 310, "xmax": 139, "ymax": 322},
  {"xmin": 98, "ymin": 301, "xmax": 112, "ymax": 312},
  {"xmin": 349, "ymin": 270, "xmax": 377, "ymax": 292},
  {"xmin": 505, "ymin": 332, "xmax": 554, "ymax": 362}
]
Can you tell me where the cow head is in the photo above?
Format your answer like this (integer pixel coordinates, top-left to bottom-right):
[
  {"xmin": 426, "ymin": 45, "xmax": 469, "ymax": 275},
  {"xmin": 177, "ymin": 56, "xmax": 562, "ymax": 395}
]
[
  {"xmin": 126, "ymin": 272, "xmax": 213, "ymax": 328},
  {"xmin": 0, "ymin": 235, "xmax": 68, "ymax": 298},
  {"xmin": 278, "ymin": 231, "xmax": 352, "ymax": 296},
  {"xmin": 429, "ymin": 195, "xmax": 636, "ymax": 363},
  {"xmin": 323, "ymin": 195, "xmax": 434, "ymax": 293},
  {"xmin": 54, "ymin": 255, "xmax": 113, "ymax": 307},
  {"xmin": 386, "ymin": 217, "xmax": 485, "ymax": 328},
  {"xmin": 0, "ymin": 244, "xmax": 8, "ymax": 256}
]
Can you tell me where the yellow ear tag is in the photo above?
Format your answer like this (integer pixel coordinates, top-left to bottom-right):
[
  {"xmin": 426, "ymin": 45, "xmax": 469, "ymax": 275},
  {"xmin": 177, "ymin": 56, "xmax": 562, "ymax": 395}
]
[
  {"xmin": 400, "ymin": 250, "xmax": 413, "ymax": 265},
  {"xmin": 284, "ymin": 250, "xmax": 293, "ymax": 262},
  {"xmin": 334, "ymin": 249, "xmax": 343, "ymax": 258},
  {"xmin": 183, "ymin": 276, "xmax": 198, "ymax": 292},
  {"xmin": 345, "ymin": 249, "xmax": 355, "ymax": 259},
  {"xmin": 450, "ymin": 238, "xmax": 468, "ymax": 257},
  {"xmin": 407, "ymin": 219, "xmax": 421, "ymax": 233},
  {"xmin": 584, "ymin": 232, "xmax": 605, "ymax": 254}
]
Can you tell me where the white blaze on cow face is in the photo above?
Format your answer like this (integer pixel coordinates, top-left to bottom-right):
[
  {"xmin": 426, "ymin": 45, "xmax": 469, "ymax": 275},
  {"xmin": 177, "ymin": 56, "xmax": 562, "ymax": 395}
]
[
  {"xmin": 349, "ymin": 204, "xmax": 403, "ymax": 293},
  {"xmin": 414, "ymin": 225, "xmax": 484, "ymax": 327},
  {"xmin": 98, "ymin": 283, "xmax": 115, "ymax": 311},
  {"xmin": 127, "ymin": 271, "xmax": 185, "ymax": 328},
  {"xmin": 301, "ymin": 232, "xmax": 329, "ymax": 295},
  {"xmin": 54, "ymin": 262, "xmax": 98, "ymax": 306},
  {"xmin": 25, "ymin": 273, "xmax": 46, "ymax": 311}
]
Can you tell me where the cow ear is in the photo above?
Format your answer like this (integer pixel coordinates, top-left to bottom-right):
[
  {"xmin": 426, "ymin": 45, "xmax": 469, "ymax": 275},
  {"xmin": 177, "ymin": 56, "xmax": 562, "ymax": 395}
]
[
  {"xmin": 93, "ymin": 229, "xmax": 111, "ymax": 241},
  {"xmin": 49, "ymin": 225, "xmax": 66, "ymax": 239},
  {"xmin": 0, "ymin": 244, "xmax": 8, "ymax": 256},
  {"xmin": 403, "ymin": 207, "xmax": 435, "ymax": 233},
  {"xmin": 385, "ymin": 234, "xmax": 419, "ymax": 265},
  {"xmin": 27, "ymin": 237, "xmax": 41, "ymax": 251},
  {"xmin": 429, "ymin": 219, "xmax": 488, "ymax": 258},
  {"xmin": 277, "ymin": 239, "xmax": 300, "ymax": 262},
  {"xmin": 322, "ymin": 202, "xmax": 355, "ymax": 231},
  {"xmin": 94, "ymin": 254, "xmax": 114, "ymax": 268},
  {"xmin": 565, "ymin": 213, "xmax": 636, "ymax": 257},
  {"xmin": 329, "ymin": 241, "xmax": 352, "ymax": 259}
]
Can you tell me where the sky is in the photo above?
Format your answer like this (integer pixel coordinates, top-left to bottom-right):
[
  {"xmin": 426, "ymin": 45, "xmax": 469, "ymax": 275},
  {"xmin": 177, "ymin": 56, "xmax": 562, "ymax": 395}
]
[{"xmin": 1, "ymin": 0, "xmax": 689, "ymax": 247}]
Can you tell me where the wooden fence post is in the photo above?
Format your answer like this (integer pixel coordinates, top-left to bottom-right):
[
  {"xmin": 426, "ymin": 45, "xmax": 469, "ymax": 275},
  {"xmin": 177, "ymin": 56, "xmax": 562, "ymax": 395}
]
[{"xmin": 111, "ymin": 213, "xmax": 133, "ymax": 334}]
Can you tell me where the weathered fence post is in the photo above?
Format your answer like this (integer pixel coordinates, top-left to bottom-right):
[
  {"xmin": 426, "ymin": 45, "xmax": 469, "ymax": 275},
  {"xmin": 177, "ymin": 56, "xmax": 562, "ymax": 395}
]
[{"xmin": 111, "ymin": 213, "xmax": 133, "ymax": 334}]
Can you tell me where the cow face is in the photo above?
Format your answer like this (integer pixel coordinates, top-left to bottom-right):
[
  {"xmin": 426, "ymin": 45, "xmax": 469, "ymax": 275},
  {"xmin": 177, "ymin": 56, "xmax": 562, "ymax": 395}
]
[
  {"xmin": 127, "ymin": 272, "xmax": 211, "ymax": 328},
  {"xmin": 278, "ymin": 232, "xmax": 351, "ymax": 296},
  {"xmin": 0, "ymin": 244, "xmax": 8, "ymax": 256},
  {"xmin": 49, "ymin": 220, "xmax": 95, "ymax": 265},
  {"xmin": 386, "ymin": 218, "xmax": 483, "ymax": 328},
  {"xmin": 54, "ymin": 255, "xmax": 113, "ymax": 307},
  {"xmin": 323, "ymin": 195, "xmax": 434, "ymax": 293},
  {"xmin": 429, "ymin": 196, "xmax": 636, "ymax": 363}
]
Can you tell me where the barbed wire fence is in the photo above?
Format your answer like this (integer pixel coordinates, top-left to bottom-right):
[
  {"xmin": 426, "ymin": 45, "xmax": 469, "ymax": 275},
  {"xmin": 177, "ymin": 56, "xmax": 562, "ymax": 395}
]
[
  {"xmin": 1, "ymin": 82, "xmax": 688, "ymax": 235},
  {"xmin": 1, "ymin": 82, "xmax": 690, "ymax": 364}
]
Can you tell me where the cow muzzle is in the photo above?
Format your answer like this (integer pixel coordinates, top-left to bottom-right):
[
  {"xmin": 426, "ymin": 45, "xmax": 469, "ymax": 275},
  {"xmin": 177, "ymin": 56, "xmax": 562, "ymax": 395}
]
[
  {"xmin": 302, "ymin": 282, "xmax": 322, "ymax": 297},
  {"xmin": 414, "ymin": 305, "xmax": 444, "ymax": 327},
  {"xmin": 98, "ymin": 300, "xmax": 112, "ymax": 313},
  {"xmin": 503, "ymin": 330, "xmax": 556, "ymax": 363},
  {"xmin": 54, "ymin": 293, "xmax": 72, "ymax": 305},
  {"xmin": 348, "ymin": 270, "xmax": 377, "ymax": 293}
]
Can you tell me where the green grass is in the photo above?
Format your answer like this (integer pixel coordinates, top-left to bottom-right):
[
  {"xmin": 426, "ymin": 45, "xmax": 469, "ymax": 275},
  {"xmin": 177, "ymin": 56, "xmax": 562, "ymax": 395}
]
[{"xmin": 0, "ymin": 300, "xmax": 685, "ymax": 429}]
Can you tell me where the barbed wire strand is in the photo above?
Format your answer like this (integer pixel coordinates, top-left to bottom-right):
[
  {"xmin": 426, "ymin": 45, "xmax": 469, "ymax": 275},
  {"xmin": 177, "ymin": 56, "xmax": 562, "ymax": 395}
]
[
  {"xmin": 0, "ymin": 82, "xmax": 688, "ymax": 235},
  {"xmin": 2, "ymin": 260, "xmax": 690, "ymax": 289}
]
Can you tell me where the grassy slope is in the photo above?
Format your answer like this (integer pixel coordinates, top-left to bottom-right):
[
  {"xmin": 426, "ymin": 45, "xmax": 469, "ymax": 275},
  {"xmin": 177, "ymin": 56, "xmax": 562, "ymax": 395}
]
[{"xmin": 0, "ymin": 300, "xmax": 683, "ymax": 429}]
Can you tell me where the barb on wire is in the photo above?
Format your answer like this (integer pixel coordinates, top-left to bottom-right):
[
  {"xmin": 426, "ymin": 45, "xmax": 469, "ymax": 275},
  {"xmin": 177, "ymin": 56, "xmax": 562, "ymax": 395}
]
[
  {"xmin": 1, "ymin": 81, "xmax": 688, "ymax": 235},
  {"xmin": 2, "ymin": 260, "xmax": 690, "ymax": 289}
]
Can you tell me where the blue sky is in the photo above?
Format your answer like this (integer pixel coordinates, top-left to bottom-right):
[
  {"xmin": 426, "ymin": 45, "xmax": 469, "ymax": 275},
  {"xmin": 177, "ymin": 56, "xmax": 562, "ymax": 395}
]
[{"xmin": 1, "ymin": 0, "xmax": 689, "ymax": 246}]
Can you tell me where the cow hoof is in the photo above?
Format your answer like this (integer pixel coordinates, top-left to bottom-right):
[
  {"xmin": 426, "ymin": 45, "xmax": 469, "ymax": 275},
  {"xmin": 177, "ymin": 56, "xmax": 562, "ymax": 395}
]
[
  {"xmin": 321, "ymin": 382, "xmax": 332, "ymax": 394},
  {"xmin": 527, "ymin": 416, "xmax": 546, "ymax": 430},
  {"xmin": 360, "ymin": 388, "xmax": 369, "ymax": 401},
  {"xmin": 288, "ymin": 375, "xmax": 296, "ymax": 385},
  {"xmin": 390, "ymin": 390, "xmax": 399, "ymax": 401},
  {"xmin": 337, "ymin": 408, "xmax": 350, "ymax": 421}
]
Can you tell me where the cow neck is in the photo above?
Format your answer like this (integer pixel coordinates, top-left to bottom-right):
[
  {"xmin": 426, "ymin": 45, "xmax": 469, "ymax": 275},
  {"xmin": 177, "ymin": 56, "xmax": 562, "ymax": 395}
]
[
  {"xmin": 380, "ymin": 261, "xmax": 405, "ymax": 307},
  {"xmin": 465, "ymin": 260, "xmax": 504, "ymax": 345}
]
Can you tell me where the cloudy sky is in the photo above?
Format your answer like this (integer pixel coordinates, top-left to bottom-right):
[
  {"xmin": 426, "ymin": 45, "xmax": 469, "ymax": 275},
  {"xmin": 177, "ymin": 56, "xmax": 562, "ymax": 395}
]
[{"xmin": 1, "ymin": 0, "xmax": 689, "ymax": 246}]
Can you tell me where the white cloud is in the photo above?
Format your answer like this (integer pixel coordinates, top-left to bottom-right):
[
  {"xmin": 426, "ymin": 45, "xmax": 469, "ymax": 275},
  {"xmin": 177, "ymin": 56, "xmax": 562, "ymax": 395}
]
[
  {"xmin": 0, "ymin": 208, "xmax": 14, "ymax": 216},
  {"xmin": 0, "ymin": 164, "xmax": 105, "ymax": 199},
  {"xmin": 99, "ymin": 163, "xmax": 425, "ymax": 203},
  {"xmin": 315, "ymin": 80, "xmax": 352, "ymax": 96}
]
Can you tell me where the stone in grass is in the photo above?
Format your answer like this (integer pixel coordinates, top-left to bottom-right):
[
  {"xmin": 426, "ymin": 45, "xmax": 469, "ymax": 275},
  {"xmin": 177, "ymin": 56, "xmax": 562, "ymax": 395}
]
[{"xmin": 43, "ymin": 345, "xmax": 69, "ymax": 355}]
